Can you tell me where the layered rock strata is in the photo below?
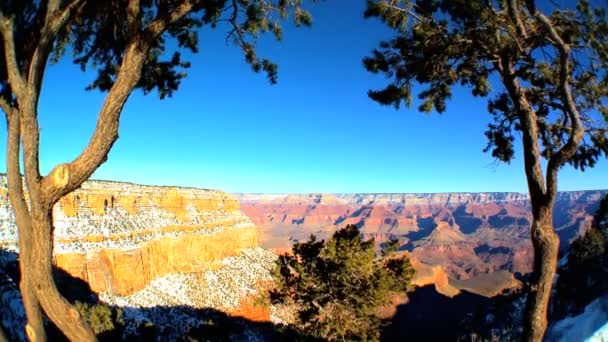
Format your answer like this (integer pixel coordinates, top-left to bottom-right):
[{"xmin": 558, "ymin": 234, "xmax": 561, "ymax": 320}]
[
  {"xmin": 0, "ymin": 175, "xmax": 258, "ymax": 297},
  {"xmin": 236, "ymin": 190, "xmax": 606, "ymax": 296}
]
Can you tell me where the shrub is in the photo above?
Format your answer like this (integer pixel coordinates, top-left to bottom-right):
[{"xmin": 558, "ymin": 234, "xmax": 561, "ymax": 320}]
[
  {"xmin": 553, "ymin": 194, "xmax": 608, "ymax": 318},
  {"xmin": 74, "ymin": 301, "xmax": 123, "ymax": 336},
  {"xmin": 271, "ymin": 225, "xmax": 415, "ymax": 341}
]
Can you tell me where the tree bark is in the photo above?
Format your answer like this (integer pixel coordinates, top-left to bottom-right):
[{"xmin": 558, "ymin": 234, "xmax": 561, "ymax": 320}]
[
  {"xmin": 523, "ymin": 205, "xmax": 560, "ymax": 342},
  {"xmin": 29, "ymin": 208, "xmax": 96, "ymax": 341},
  {"xmin": 6, "ymin": 112, "xmax": 45, "ymax": 342},
  {"xmin": 500, "ymin": 56, "xmax": 560, "ymax": 342},
  {"xmin": 0, "ymin": 2, "xmax": 196, "ymax": 340}
]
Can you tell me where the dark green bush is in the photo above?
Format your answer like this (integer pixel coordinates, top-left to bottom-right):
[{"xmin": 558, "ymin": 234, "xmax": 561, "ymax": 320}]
[{"xmin": 271, "ymin": 225, "xmax": 415, "ymax": 341}]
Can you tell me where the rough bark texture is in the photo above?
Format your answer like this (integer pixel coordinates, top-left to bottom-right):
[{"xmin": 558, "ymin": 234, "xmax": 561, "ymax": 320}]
[
  {"xmin": 0, "ymin": 0, "xmax": 195, "ymax": 339},
  {"xmin": 6, "ymin": 112, "xmax": 45, "ymax": 342},
  {"xmin": 524, "ymin": 207, "xmax": 559, "ymax": 342}
]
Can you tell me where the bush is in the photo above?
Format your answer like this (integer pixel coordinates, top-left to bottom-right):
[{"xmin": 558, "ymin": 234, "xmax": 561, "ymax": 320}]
[
  {"xmin": 553, "ymin": 194, "xmax": 608, "ymax": 319},
  {"xmin": 271, "ymin": 224, "xmax": 415, "ymax": 341},
  {"xmin": 74, "ymin": 301, "xmax": 123, "ymax": 336}
]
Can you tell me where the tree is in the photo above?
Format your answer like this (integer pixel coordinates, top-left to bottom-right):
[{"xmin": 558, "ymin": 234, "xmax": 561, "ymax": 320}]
[
  {"xmin": 363, "ymin": 0, "xmax": 607, "ymax": 340},
  {"xmin": 271, "ymin": 225, "xmax": 416, "ymax": 341},
  {"xmin": 0, "ymin": 1, "xmax": 313, "ymax": 340},
  {"xmin": 553, "ymin": 194, "xmax": 608, "ymax": 318}
]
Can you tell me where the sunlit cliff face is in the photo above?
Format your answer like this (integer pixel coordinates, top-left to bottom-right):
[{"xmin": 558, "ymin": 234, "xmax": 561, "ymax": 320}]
[{"xmin": 0, "ymin": 176, "xmax": 277, "ymax": 326}]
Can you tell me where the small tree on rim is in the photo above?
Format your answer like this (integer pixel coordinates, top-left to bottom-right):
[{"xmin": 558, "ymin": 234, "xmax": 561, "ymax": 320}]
[{"xmin": 271, "ymin": 224, "xmax": 416, "ymax": 341}]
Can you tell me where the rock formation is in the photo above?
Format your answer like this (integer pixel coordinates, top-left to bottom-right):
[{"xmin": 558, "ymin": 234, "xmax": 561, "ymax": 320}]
[
  {"xmin": 0, "ymin": 175, "xmax": 275, "ymax": 338},
  {"xmin": 236, "ymin": 191, "xmax": 606, "ymax": 296}
]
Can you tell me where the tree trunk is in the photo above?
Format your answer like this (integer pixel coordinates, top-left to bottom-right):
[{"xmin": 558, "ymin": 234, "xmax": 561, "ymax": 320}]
[
  {"xmin": 6, "ymin": 112, "xmax": 46, "ymax": 341},
  {"xmin": 29, "ymin": 207, "xmax": 96, "ymax": 341},
  {"xmin": 17, "ymin": 222, "xmax": 45, "ymax": 342},
  {"xmin": 523, "ymin": 205, "xmax": 560, "ymax": 342}
]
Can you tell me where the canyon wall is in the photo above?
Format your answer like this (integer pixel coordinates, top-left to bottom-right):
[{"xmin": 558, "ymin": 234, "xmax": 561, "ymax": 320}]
[
  {"xmin": 0, "ymin": 176, "xmax": 259, "ymax": 296},
  {"xmin": 236, "ymin": 191, "xmax": 606, "ymax": 295}
]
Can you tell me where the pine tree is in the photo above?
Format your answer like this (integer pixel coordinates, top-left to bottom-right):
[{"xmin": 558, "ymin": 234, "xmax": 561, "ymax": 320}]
[
  {"xmin": 363, "ymin": 1, "xmax": 607, "ymax": 340},
  {"xmin": 271, "ymin": 225, "xmax": 416, "ymax": 341}
]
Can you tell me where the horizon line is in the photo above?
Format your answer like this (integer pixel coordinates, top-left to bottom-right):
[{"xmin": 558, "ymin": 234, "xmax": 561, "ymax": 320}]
[{"xmin": 1, "ymin": 173, "xmax": 606, "ymax": 195}]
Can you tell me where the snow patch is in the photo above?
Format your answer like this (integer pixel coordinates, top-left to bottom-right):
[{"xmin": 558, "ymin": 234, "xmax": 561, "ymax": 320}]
[{"xmin": 548, "ymin": 295, "xmax": 608, "ymax": 341}]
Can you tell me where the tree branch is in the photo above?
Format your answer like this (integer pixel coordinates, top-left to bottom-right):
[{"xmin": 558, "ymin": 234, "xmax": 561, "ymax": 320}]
[
  {"xmin": 536, "ymin": 11, "xmax": 584, "ymax": 203},
  {"xmin": 127, "ymin": 0, "xmax": 141, "ymax": 38},
  {"xmin": 508, "ymin": 0, "xmax": 529, "ymax": 39},
  {"xmin": 145, "ymin": 0, "xmax": 200, "ymax": 39},
  {"xmin": 39, "ymin": 0, "xmax": 204, "ymax": 203},
  {"xmin": 500, "ymin": 56, "xmax": 547, "ymax": 216},
  {"xmin": 19, "ymin": 0, "xmax": 85, "ymax": 202},
  {"xmin": 28, "ymin": 0, "xmax": 85, "ymax": 97},
  {"xmin": 0, "ymin": 97, "xmax": 14, "ymax": 116},
  {"xmin": 39, "ymin": 39, "xmax": 149, "ymax": 205},
  {"xmin": 5, "ymin": 109, "xmax": 46, "ymax": 341},
  {"xmin": 5, "ymin": 112, "xmax": 30, "ymax": 222},
  {"xmin": 0, "ymin": 13, "xmax": 26, "ymax": 97},
  {"xmin": 385, "ymin": 0, "xmax": 424, "ymax": 23}
]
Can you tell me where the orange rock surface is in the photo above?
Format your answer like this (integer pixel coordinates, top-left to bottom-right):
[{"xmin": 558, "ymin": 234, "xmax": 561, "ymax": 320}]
[
  {"xmin": 55, "ymin": 227, "xmax": 258, "ymax": 295},
  {"xmin": 46, "ymin": 180, "xmax": 258, "ymax": 297},
  {"xmin": 228, "ymin": 294, "xmax": 271, "ymax": 322}
]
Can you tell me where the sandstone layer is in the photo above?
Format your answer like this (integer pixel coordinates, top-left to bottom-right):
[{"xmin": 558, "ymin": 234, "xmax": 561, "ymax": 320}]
[{"xmin": 0, "ymin": 176, "xmax": 258, "ymax": 297}]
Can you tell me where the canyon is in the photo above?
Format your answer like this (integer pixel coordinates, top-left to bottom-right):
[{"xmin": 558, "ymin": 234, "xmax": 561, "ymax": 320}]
[
  {"xmin": 236, "ymin": 191, "xmax": 607, "ymax": 296},
  {"xmin": 0, "ymin": 176, "xmax": 278, "ymax": 339},
  {"xmin": 0, "ymin": 175, "xmax": 605, "ymax": 339}
]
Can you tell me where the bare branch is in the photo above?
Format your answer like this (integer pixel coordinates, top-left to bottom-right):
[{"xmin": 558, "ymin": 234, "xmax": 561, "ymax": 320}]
[
  {"xmin": 5, "ymin": 111, "xmax": 33, "ymax": 231},
  {"xmin": 40, "ymin": 41, "xmax": 149, "ymax": 205},
  {"xmin": 385, "ymin": 1, "xmax": 424, "ymax": 23},
  {"xmin": 500, "ymin": 57, "xmax": 546, "ymax": 214},
  {"xmin": 536, "ymin": 11, "xmax": 584, "ymax": 202},
  {"xmin": 508, "ymin": 0, "xmax": 529, "ymax": 39},
  {"xmin": 145, "ymin": 0, "xmax": 200, "ymax": 39},
  {"xmin": 28, "ymin": 0, "xmax": 85, "ymax": 97},
  {"xmin": 127, "ymin": 0, "xmax": 141, "ymax": 38},
  {"xmin": 0, "ymin": 97, "xmax": 14, "ymax": 117},
  {"xmin": 0, "ymin": 13, "xmax": 26, "ymax": 96},
  {"xmin": 39, "ymin": 0, "xmax": 205, "ymax": 203},
  {"xmin": 18, "ymin": 0, "xmax": 86, "ymax": 202},
  {"xmin": 227, "ymin": 0, "xmax": 247, "ymax": 47}
]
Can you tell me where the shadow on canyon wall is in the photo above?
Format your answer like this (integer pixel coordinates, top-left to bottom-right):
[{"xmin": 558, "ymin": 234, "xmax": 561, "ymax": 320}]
[
  {"xmin": 381, "ymin": 285, "xmax": 493, "ymax": 341},
  {"xmin": 0, "ymin": 248, "xmax": 317, "ymax": 341},
  {"xmin": 1, "ymin": 247, "xmax": 495, "ymax": 341}
]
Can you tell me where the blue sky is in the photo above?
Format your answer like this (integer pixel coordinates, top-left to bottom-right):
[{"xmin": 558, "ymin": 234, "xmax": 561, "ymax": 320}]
[{"xmin": 0, "ymin": 1, "xmax": 606, "ymax": 193}]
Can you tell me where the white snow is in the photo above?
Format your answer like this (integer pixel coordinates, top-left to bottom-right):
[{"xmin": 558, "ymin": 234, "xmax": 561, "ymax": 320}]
[
  {"xmin": 558, "ymin": 253, "xmax": 569, "ymax": 268},
  {"xmin": 548, "ymin": 295, "xmax": 608, "ymax": 342}
]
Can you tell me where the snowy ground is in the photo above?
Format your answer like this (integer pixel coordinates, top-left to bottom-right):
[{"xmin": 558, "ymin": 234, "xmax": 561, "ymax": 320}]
[{"xmin": 548, "ymin": 295, "xmax": 608, "ymax": 341}]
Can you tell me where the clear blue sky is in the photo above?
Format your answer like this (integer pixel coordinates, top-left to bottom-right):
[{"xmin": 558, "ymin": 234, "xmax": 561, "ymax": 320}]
[{"xmin": 0, "ymin": 1, "xmax": 606, "ymax": 193}]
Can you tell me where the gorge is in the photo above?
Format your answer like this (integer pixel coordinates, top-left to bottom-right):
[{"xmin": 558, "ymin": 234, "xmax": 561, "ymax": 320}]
[
  {"xmin": 236, "ymin": 191, "xmax": 607, "ymax": 297},
  {"xmin": 0, "ymin": 176, "xmax": 277, "ymax": 340},
  {"xmin": 0, "ymin": 176, "xmax": 606, "ymax": 340}
]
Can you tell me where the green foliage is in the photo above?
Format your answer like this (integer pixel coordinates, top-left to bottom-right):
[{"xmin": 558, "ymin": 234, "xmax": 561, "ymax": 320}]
[
  {"xmin": 0, "ymin": 0, "xmax": 315, "ymax": 104},
  {"xmin": 271, "ymin": 225, "xmax": 416, "ymax": 341},
  {"xmin": 553, "ymin": 194, "xmax": 608, "ymax": 318},
  {"xmin": 74, "ymin": 301, "xmax": 123, "ymax": 336},
  {"xmin": 364, "ymin": 0, "xmax": 608, "ymax": 168},
  {"xmin": 253, "ymin": 290, "xmax": 271, "ymax": 310},
  {"xmin": 569, "ymin": 225, "xmax": 605, "ymax": 265}
]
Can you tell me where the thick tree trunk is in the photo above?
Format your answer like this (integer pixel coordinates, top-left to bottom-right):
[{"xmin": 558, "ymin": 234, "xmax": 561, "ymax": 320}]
[
  {"xmin": 17, "ymin": 224, "xmax": 45, "ymax": 342},
  {"xmin": 523, "ymin": 205, "xmax": 560, "ymax": 342},
  {"xmin": 29, "ymin": 208, "xmax": 96, "ymax": 341},
  {"xmin": 0, "ymin": 2, "xmax": 188, "ymax": 339},
  {"xmin": 6, "ymin": 112, "xmax": 46, "ymax": 341}
]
